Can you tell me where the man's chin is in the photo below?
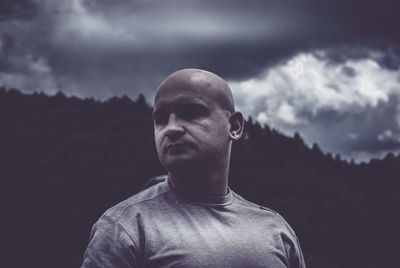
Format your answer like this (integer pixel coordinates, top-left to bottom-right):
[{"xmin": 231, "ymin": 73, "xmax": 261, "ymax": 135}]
[{"xmin": 161, "ymin": 156, "xmax": 198, "ymax": 173}]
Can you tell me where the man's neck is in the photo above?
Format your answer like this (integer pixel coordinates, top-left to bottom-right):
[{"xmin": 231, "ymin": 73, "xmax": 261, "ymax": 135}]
[{"xmin": 168, "ymin": 169, "xmax": 229, "ymax": 199}]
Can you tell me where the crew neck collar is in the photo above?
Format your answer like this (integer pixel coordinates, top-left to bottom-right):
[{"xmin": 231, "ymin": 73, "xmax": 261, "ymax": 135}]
[{"xmin": 165, "ymin": 178, "xmax": 233, "ymax": 206}]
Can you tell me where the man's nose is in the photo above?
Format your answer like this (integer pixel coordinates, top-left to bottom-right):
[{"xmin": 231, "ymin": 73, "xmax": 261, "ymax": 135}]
[{"xmin": 164, "ymin": 114, "xmax": 184, "ymax": 138}]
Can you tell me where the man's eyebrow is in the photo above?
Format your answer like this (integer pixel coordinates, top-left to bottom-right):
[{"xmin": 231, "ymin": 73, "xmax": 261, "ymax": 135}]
[{"xmin": 177, "ymin": 102, "xmax": 207, "ymax": 109}]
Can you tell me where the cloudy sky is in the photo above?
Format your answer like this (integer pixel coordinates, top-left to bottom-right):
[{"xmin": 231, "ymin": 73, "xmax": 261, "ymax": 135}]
[{"xmin": 1, "ymin": 0, "xmax": 399, "ymax": 162}]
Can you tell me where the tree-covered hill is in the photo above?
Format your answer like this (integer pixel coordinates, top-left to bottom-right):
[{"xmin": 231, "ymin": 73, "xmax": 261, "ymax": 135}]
[{"xmin": 1, "ymin": 88, "xmax": 399, "ymax": 268}]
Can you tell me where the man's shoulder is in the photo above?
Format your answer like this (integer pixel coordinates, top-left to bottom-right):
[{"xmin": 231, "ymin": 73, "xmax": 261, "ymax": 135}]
[
  {"xmin": 103, "ymin": 178, "xmax": 171, "ymax": 221},
  {"xmin": 232, "ymin": 190, "xmax": 279, "ymax": 215},
  {"xmin": 232, "ymin": 191, "xmax": 296, "ymax": 233}
]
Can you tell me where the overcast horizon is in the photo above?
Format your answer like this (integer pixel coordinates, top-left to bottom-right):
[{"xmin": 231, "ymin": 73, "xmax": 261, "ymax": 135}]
[{"xmin": 1, "ymin": 0, "xmax": 399, "ymax": 163}]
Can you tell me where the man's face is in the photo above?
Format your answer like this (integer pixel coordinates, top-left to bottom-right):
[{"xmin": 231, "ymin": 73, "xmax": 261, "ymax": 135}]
[{"xmin": 153, "ymin": 82, "xmax": 231, "ymax": 172}]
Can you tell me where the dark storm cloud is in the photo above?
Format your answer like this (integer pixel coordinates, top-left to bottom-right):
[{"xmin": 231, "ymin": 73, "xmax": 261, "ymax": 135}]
[
  {"xmin": 292, "ymin": 93, "xmax": 400, "ymax": 161},
  {"xmin": 0, "ymin": 33, "xmax": 15, "ymax": 51},
  {"xmin": 341, "ymin": 66, "xmax": 357, "ymax": 77},
  {"xmin": 314, "ymin": 45, "xmax": 400, "ymax": 72},
  {"xmin": 1, "ymin": 0, "xmax": 398, "ymax": 96},
  {"xmin": 376, "ymin": 53, "xmax": 400, "ymax": 71},
  {"xmin": 0, "ymin": 0, "xmax": 38, "ymax": 21}
]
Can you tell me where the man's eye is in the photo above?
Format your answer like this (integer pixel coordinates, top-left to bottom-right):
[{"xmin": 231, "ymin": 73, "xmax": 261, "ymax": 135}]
[
  {"xmin": 153, "ymin": 113, "xmax": 168, "ymax": 125},
  {"xmin": 180, "ymin": 106, "xmax": 208, "ymax": 120}
]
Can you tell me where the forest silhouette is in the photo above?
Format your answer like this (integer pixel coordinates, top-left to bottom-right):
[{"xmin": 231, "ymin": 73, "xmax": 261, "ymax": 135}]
[{"xmin": 1, "ymin": 87, "xmax": 399, "ymax": 268}]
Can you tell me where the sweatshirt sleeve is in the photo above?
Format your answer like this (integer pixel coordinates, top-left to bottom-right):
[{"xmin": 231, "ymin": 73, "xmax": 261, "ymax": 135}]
[
  {"xmin": 289, "ymin": 236, "xmax": 306, "ymax": 268},
  {"xmin": 81, "ymin": 215, "xmax": 139, "ymax": 268},
  {"xmin": 282, "ymin": 230, "xmax": 306, "ymax": 268},
  {"xmin": 276, "ymin": 213, "xmax": 306, "ymax": 268}
]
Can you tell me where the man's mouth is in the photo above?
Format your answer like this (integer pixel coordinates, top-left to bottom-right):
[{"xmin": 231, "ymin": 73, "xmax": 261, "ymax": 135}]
[{"xmin": 164, "ymin": 142, "xmax": 192, "ymax": 153}]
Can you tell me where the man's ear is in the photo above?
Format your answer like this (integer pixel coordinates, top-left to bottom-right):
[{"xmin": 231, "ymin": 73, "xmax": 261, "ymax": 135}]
[{"xmin": 229, "ymin": 111, "xmax": 244, "ymax": 141}]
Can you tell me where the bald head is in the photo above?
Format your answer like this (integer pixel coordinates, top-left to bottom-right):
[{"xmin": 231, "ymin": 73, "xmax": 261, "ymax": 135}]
[
  {"xmin": 152, "ymin": 68, "xmax": 244, "ymax": 176},
  {"xmin": 154, "ymin": 69, "xmax": 235, "ymax": 113}
]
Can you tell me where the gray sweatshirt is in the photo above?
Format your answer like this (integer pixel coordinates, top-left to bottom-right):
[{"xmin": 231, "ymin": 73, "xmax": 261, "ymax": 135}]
[{"xmin": 82, "ymin": 179, "xmax": 305, "ymax": 268}]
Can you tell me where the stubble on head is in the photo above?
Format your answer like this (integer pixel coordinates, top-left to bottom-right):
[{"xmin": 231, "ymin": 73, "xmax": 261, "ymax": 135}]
[{"xmin": 154, "ymin": 69, "xmax": 235, "ymax": 114}]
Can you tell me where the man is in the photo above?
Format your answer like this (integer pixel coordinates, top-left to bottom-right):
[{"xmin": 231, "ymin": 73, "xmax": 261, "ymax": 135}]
[{"xmin": 81, "ymin": 69, "xmax": 306, "ymax": 267}]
